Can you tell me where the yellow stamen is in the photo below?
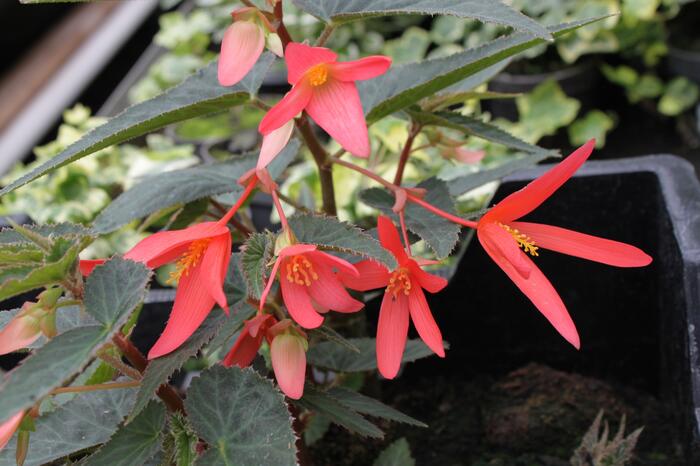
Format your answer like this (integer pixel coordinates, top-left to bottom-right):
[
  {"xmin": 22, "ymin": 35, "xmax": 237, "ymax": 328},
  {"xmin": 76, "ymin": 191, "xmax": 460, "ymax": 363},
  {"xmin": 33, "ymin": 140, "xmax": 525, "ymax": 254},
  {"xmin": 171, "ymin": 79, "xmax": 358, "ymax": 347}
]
[
  {"xmin": 499, "ymin": 223, "xmax": 539, "ymax": 256},
  {"xmin": 285, "ymin": 255, "xmax": 319, "ymax": 287},
  {"xmin": 386, "ymin": 267, "xmax": 412, "ymax": 299},
  {"xmin": 307, "ymin": 64, "xmax": 328, "ymax": 87},
  {"xmin": 167, "ymin": 239, "xmax": 211, "ymax": 284}
]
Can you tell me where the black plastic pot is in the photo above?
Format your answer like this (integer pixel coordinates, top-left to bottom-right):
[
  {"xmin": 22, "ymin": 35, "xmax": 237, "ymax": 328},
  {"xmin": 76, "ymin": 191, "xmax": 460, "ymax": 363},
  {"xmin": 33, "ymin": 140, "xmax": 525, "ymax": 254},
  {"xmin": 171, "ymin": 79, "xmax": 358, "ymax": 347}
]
[
  {"xmin": 391, "ymin": 154, "xmax": 700, "ymax": 462},
  {"xmin": 668, "ymin": 46, "xmax": 700, "ymax": 85},
  {"xmin": 486, "ymin": 60, "xmax": 600, "ymax": 121}
]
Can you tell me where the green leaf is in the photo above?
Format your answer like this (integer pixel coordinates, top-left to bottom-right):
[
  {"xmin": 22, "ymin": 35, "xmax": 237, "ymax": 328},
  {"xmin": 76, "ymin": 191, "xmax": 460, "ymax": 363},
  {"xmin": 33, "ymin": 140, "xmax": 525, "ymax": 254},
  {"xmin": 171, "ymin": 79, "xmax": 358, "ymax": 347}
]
[
  {"xmin": 296, "ymin": 386, "xmax": 384, "ymax": 438},
  {"xmin": 307, "ymin": 338, "xmax": 448, "ymax": 372},
  {"xmin": 93, "ymin": 140, "xmax": 300, "ymax": 234},
  {"xmin": 327, "ymin": 387, "xmax": 426, "ymax": 427},
  {"xmin": 447, "ymin": 152, "xmax": 553, "ymax": 196},
  {"xmin": 291, "ymin": 0, "xmax": 551, "ymax": 40},
  {"xmin": 309, "ymin": 325, "xmax": 360, "ymax": 354},
  {"xmin": 0, "ymin": 223, "xmax": 92, "ymax": 245},
  {"xmin": 241, "ymin": 231, "xmax": 275, "ymax": 300},
  {"xmin": 288, "ymin": 213, "xmax": 397, "ymax": 269},
  {"xmin": 0, "ymin": 54, "xmax": 275, "ymax": 197},
  {"xmin": 373, "ymin": 438, "xmax": 416, "ymax": 466},
  {"xmin": 83, "ymin": 402, "xmax": 166, "ymax": 466},
  {"xmin": 658, "ymin": 77, "xmax": 700, "ymax": 116},
  {"xmin": 359, "ymin": 18, "xmax": 605, "ymax": 122},
  {"xmin": 568, "ymin": 110, "xmax": 615, "ymax": 148},
  {"xmin": 514, "ymin": 79, "xmax": 580, "ymax": 143},
  {"xmin": 167, "ymin": 413, "xmax": 198, "ymax": 466},
  {"xmin": 185, "ymin": 366, "xmax": 297, "ymax": 466},
  {"xmin": 0, "ymin": 387, "xmax": 136, "ymax": 466},
  {"xmin": 129, "ymin": 314, "xmax": 225, "ymax": 422},
  {"xmin": 408, "ymin": 110, "xmax": 554, "ymax": 155},
  {"xmin": 359, "ymin": 178, "xmax": 460, "ymax": 258},
  {"xmin": 0, "ymin": 257, "xmax": 150, "ymax": 423},
  {"xmin": 83, "ymin": 257, "xmax": 151, "ymax": 329}
]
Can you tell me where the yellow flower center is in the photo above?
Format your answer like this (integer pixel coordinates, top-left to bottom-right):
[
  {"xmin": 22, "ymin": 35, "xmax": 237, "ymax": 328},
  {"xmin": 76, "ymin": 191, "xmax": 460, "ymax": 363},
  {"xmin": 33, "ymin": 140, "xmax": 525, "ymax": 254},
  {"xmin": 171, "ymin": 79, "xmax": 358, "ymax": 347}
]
[
  {"xmin": 306, "ymin": 64, "xmax": 328, "ymax": 87},
  {"xmin": 499, "ymin": 223, "xmax": 539, "ymax": 256},
  {"xmin": 167, "ymin": 239, "xmax": 211, "ymax": 284},
  {"xmin": 286, "ymin": 255, "xmax": 319, "ymax": 286},
  {"xmin": 386, "ymin": 267, "xmax": 412, "ymax": 298}
]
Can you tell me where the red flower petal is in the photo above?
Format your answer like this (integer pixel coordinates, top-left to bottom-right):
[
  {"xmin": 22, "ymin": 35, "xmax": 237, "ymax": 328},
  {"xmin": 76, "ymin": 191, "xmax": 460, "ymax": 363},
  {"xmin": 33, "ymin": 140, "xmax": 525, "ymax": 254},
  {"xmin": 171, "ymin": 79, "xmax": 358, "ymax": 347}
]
[
  {"xmin": 307, "ymin": 250, "xmax": 358, "ymax": 277},
  {"xmin": 218, "ymin": 21, "xmax": 265, "ymax": 87},
  {"xmin": 222, "ymin": 331, "xmax": 263, "ymax": 368},
  {"xmin": 478, "ymin": 227, "xmax": 580, "ymax": 349},
  {"xmin": 479, "ymin": 222, "xmax": 532, "ymax": 279},
  {"xmin": 512, "ymin": 222, "xmax": 652, "ymax": 267},
  {"xmin": 79, "ymin": 259, "xmax": 105, "ymax": 276},
  {"xmin": 258, "ymin": 82, "xmax": 313, "ymax": 135},
  {"xmin": 307, "ymin": 257, "xmax": 363, "ymax": 313},
  {"xmin": 258, "ymin": 120, "xmax": 294, "ymax": 169},
  {"xmin": 407, "ymin": 285, "xmax": 445, "ymax": 357},
  {"xmin": 329, "ymin": 56, "xmax": 391, "ymax": 82},
  {"xmin": 376, "ymin": 292, "xmax": 409, "ymax": 379},
  {"xmin": 148, "ymin": 259, "xmax": 217, "ymax": 359},
  {"xmin": 338, "ymin": 259, "xmax": 390, "ymax": 291},
  {"xmin": 125, "ymin": 222, "xmax": 228, "ymax": 269},
  {"xmin": 285, "ymin": 42, "xmax": 337, "ymax": 85},
  {"xmin": 407, "ymin": 260, "xmax": 447, "ymax": 294},
  {"xmin": 484, "ymin": 139, "xmax": 595, "ymax": 223},
  {"xmin": 280, "ymin": 274, "xmax": 324, "ymax": 329},
  {"xmin": 0, "ymin": 411, "xmax": 24, "ymax": 451},
  {"xmin": 377, "ymin": 215, "xmax": 408, "ymax": 264},
  {"xmin": 270, "ymin": 333, "xmax": 307, "ymax": 399},
  {"xmin": 305, "ymin": 79, "xmax": 370, "ymax": 157},
  {"xmin": 199, "ymin": 234, "xmax": 232, "ymax": 314}
]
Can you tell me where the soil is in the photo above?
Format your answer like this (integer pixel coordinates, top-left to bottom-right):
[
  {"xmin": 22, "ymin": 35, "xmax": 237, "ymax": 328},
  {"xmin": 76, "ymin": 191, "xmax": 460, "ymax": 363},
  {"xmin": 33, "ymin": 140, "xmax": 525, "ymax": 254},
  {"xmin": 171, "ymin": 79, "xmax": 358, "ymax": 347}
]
[{"xmin": 310, "ymin": 364, "xmax": 684, "ymax": 466}]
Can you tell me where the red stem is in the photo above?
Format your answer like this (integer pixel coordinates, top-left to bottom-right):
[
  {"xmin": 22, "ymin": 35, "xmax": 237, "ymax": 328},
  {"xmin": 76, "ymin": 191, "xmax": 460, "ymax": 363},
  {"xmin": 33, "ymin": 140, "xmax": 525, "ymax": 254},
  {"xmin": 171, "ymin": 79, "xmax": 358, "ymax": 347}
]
[
  {"xmin": 407, "ymin": 194, "xmax": 478, "ymax": 229},
  {"xmin": 271, "ymin": 190, "xmax": 290, "ymax": 231},
  {"xmin": 393, "ymin": 123, "xmax": 420, "ymax": 186},
  {"xmin": 398, "ymin": 210, "xmax": 412, "ymax": 256},
  {"xmin": 218, "ymin": 180, "xmax": 257, "ymax": 225}
]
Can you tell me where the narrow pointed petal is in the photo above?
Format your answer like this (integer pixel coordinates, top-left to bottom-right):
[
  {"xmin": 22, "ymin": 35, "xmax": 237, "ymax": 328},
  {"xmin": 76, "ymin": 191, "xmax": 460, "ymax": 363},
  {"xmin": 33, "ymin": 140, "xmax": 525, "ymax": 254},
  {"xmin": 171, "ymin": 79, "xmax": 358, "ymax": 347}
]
[
  {"xmin": 407, "ymin": 286, "xmax": 445, "ymax": 357},
  {"xmin": 148, "ymin": 260, "xmax": 216, "ymax": 359},
  {"xmin": 329, "ymin": 56, "xmax": 391, "ymax": 82},
  {"xmin": 305, "ymin": 79, "xmax": 370, "ymax": 157},
  {"xmin": 307, "ymin": 250, "xmax": 358, "ymax": 277},
  {"xmin": 285, "ymin": 42, "xmax": 337, "ymax": 85},
  {"xmin": 376, "ymin": 292, "xmax": 410, "ymax": 379},
  {"xmin": 199, "ymin": 234, "xmax": 232, "ymax": 314},
  {"xmin": 307, "ymin": 258, "xmax": 364, "ymax": 313},
  {"xmin": 223, "ymin": 332, "xmax": 263, "ymax": 368},
  {"xmin": 0, "ymin": 315, "xmax": 41, "ymax": 355},
  {"xmin": 407, "ymin": 260, "xmax": 447, "ymax": 294},
  {"xmin": 511, "ymin": 222, "xmax": 652, "ymax": 267},
  {"xmin": 125, "ymin": 222, "xmax": 228, "ymax": 269},
  {"xmin": 338, "ymin": 259, "xmax": 390, "ymax": 291},
  {"xmin": 271, "ymin": 334, "xmax": 307, "ymax": 399},
  {"xmin": 258, "ymin": 120, "xmax": 295, "ymax": 169},
  {"xmin": 260, "ymin": 256, "xmax": 283, "ymax": 312},
  {"xmin": 480, "ymin": 222, "xmax": 532, "ymax": 278},
  {"xmin": 485, "ymin": 139, "xmax": 596, "ymax": 223},
  {"xmin": 79, "ymin": 259, "xmax": 105, "ymax": 277},
  {"xmin": 258, "ymin": 83, "xmax": 312, "ymax": 135},
  {"xmin": 280, "ymin": 276, "xmax": 324, "ymax": 328},
  {"xmin": 278, "ymin": 244, "xmax": 318, "ymax": 258},
  {"xmin": 478, "ymin": 228, "xmax": 580, "ymax": 349},
  {"xmin": 0, "ymin": 411, "xmax": 24, "ymax": 451},
  {"xmin": 218, "ymin": 21, "xmax": 265, "ymax": 86},
  {"xmin": 377, "ymin": 215, "xmax": 408, "ymax": 263}
]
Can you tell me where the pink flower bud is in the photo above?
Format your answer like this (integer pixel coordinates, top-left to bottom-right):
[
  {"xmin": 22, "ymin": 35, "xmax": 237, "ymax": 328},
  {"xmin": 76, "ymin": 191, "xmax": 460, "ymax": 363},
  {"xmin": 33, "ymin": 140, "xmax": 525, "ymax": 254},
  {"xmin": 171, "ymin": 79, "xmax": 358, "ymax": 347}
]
[
  {"xmin": 0, "ymin": 411, "xmax": 24, "ymax": 451},
  {"xmin": 0, "ymin": 303, "xmax": 42, "ymax": 355},
  {"xmin": 218, "ymin": 19, "xmax": 265, "ymax": 87},
  {"xmin": 270, "ymin": 332, "xmax": 307, "ymax": 399},
  {"xmin": 258, "ymin": 120, "xmax": 294, "ymax": 170}
]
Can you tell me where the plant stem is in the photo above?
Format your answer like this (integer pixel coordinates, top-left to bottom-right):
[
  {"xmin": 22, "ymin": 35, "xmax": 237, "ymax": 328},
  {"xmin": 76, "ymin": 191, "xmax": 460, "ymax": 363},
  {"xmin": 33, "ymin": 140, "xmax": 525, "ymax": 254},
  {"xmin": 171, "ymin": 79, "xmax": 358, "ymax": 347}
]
[
  {"xmin": 112, "ymin": 334, "xmax": 185, "ymax": 414},
  {"xmin": 49, "ymin": 381, "xmax": 140, "ymax": 396},
  {"xmin": 393, "ymin": 123, "xmax": 421, "ymax": 186},
  {"xmin": 219, "ymin": 180, "xmax": 258, "ymax": 225},
  {"xmin": 297, "ymin": 116, "xmax": 337, "ymax": 216},
  {"xmin": 273, "ymin": 1, "xmax": 293, "ymax": 48},
  {"xmin": 407, "ymin": 193, "xmax": 478, "ymax": 229},
  {"xmin": 315, "ymin": 24, "xmax": 336, "ymax": 46},
  {"xmin": 211, "ymin": 199, "xmax": 253, "ymax": 236},
  {"xmin": 398, "ymin": 210, "xmax": 412, "ymax": 256},
  {"xmin": 99, "ymin": 352, "xmax": 143, "ymax": 380},
  {"xmin": 330, "ymin": 156, "xmax": 480, "ymax": 229},
  {"xmin": 56, "ymin": 299, "xmax": 81, "ymax": 309},
  {"xmin": 276, "ymin": 191, "xmax": 311, "ymax": 213},
  {"xmin": 271, "ymin": 190, "xmax": 290, "ymax": 231}
]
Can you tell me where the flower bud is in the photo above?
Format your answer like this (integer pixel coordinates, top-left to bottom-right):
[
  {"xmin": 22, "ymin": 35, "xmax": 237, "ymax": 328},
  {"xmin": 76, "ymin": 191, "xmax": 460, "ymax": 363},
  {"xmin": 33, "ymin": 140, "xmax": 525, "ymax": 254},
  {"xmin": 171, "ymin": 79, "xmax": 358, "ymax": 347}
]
[
  {"xmin": 0, "ymin": 303, "xmax": 43, "ymax": 355},
  {"xmin": 270, "ymin": 331, "xmax": 307, "ymax": 399},
  {"xmin": 0, "ymin": 411, "xmax": 24, "ymax": 451}
]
